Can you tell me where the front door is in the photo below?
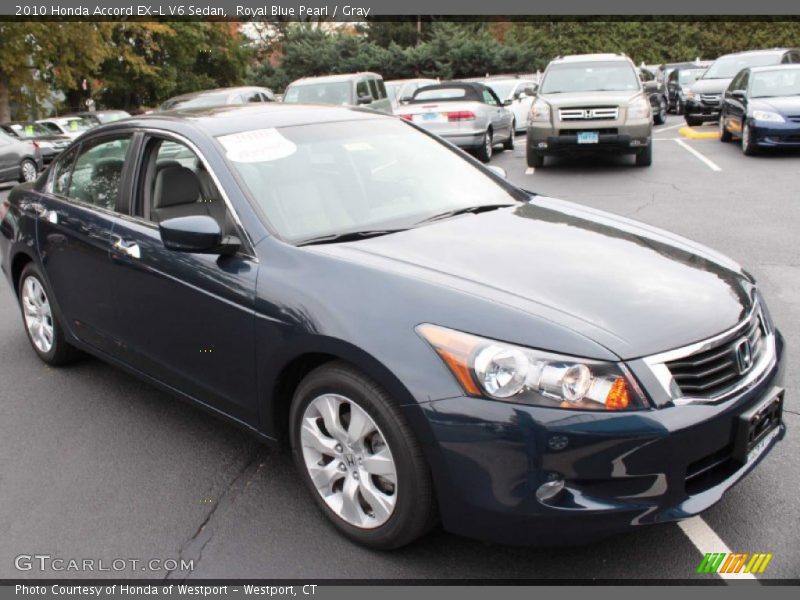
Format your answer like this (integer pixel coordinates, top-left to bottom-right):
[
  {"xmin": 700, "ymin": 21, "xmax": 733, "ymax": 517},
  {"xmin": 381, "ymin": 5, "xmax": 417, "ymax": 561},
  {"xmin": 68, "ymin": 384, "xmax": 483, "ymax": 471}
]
[{"xmin": 108, "ymin": 135, "xmax": 259, "ymax": 423}]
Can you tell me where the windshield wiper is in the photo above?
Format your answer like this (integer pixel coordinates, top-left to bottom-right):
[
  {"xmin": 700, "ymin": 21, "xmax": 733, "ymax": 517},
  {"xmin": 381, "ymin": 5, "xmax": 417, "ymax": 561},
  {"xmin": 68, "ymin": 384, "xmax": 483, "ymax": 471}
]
[
  {"xmin": 296, "ymin": 228, "xmax": 408, "ymax": 246},
  {"xmin": 414, "ymin": 203, "xmax": 515, "ymax": 226}
]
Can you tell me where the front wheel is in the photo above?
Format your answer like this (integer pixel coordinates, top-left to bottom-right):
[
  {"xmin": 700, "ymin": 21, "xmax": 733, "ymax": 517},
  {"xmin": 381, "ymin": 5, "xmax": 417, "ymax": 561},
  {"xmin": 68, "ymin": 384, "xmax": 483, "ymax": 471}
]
[
  {"xmin": 503, "ymin": 121, "xmax": 515, "ymax": 150},
  {"xmin": 635, "ymin": 141, "xmax": 653, "ymax": 167},
  {"xmin": 19, "ymin": 159, "xmax": 37, "ymax": 183},
  {"xmin": 290, "ymin": 362, "xmax": 437, "ymax": 549},
  {"xmin": 18, "ymin": 263, "xmax": 82, "ymax": 365},
  {"xmin": 741, "ymin": 122, "xmax": 758, "ymax": 156},
  {"xmin": 475, "ymin": 129, "xmax": 493, "ymax": 163}
]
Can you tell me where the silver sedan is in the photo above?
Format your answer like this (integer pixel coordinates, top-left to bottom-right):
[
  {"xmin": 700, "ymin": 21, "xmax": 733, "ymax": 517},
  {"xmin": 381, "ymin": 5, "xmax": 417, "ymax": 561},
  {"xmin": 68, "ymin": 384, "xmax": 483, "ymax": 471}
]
[{"xmin": 397, "ymin": 82, "xmax": 515, "ymax": 162}]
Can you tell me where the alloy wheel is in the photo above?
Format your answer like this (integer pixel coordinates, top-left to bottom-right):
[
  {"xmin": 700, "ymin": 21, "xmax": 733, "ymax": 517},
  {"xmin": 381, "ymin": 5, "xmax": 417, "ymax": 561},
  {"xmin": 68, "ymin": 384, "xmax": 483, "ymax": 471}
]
[
  {"xmin": 484, "ymin": 131, "xmax": 493, "ymax": 159},
  {"xmin": 300, "ymin": 393, "xmax": 398, "ymax": 529},
  {"xmin": 22, "ymin": 276, "xmax": 54, "ymax": 354},
  {"xmin": 21, "ymin": 160, "xmax": 37, "ymax": 182}
]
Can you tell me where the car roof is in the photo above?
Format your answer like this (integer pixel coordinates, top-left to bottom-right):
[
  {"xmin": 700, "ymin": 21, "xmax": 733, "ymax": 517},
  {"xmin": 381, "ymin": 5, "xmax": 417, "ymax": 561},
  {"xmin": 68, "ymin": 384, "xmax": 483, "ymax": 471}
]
[
  {"xmin": 719, "ymin": 48, "xmax": 795, "ymax": 58},
  {"xmin": 167, "ymin": 86, "xmax": 272, "ymax": 102},
  {"xmin": 288, "ymin": 72, "xmax": 382, "ymax": 86},
  {"xmin": 91, "ymin": 103, "xmax": 391, "ymax": 138},
  {"xmin": 552, "ymin": 53, "xmax": 630, "ymax": 63},
  {"xmin": 748, "ymin": 64, "xmax": 800, "ymax": 73}
]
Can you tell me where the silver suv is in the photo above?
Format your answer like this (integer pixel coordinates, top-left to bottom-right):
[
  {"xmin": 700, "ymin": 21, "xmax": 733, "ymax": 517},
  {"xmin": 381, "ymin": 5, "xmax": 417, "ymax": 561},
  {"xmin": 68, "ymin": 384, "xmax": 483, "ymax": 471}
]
[{"xmin": 527, "ymin": 54, "xmax": 653, "ymax": 167}]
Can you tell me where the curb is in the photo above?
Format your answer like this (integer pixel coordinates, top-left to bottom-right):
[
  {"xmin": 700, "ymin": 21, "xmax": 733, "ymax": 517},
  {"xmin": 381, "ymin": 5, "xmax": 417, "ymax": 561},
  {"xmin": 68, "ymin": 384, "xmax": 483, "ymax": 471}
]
[{"xmin": 679, "ymin": 126, "xmax": 720, "ymax": 140}]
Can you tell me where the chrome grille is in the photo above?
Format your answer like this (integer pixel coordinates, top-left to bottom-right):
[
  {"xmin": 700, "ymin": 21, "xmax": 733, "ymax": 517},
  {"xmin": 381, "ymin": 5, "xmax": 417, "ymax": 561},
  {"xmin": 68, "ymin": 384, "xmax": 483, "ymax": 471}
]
[
  {"xmin": 558, "ymin": 107, "xmax": 619, "ymax": 121},
  {"xmin": 700, "ymin": 93, "xmax": 721, "ymax": 106},
  {"xmin": 666, "ymin": 311, "xmax": 767, "ymax": 399}
]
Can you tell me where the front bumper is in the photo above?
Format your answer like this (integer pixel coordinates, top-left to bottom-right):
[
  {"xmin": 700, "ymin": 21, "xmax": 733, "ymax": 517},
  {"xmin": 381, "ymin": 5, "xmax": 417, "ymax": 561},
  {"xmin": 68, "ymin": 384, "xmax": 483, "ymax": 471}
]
[
  {"xmin": 751, "ymin": 121, "xmax": 800, "ymax": 148},
  {"xmin": 404, "ymin": 332, "xmax": 785, "ymax": 545},
  {"xmin": 685, "ymin": 99, "xmax": 721, "ymax": 121},
  {"xmin": 527, "ymin": 119, "xmax": 651, "ymax": 156}
]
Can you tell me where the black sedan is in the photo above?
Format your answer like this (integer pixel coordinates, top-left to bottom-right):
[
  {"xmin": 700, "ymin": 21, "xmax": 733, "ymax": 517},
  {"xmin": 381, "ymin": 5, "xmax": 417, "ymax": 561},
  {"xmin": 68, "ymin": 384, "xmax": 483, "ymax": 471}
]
[
  {"xmin": 0, "ymin": 104, "xmax": 785, "ymax": 549},
  {"xmin": 720, "ymin": 64, "xmax": 800, "ymax": 155},
  {"xmin": 1, "ymin": 122, "xmax": 71, "ymax": 165}
]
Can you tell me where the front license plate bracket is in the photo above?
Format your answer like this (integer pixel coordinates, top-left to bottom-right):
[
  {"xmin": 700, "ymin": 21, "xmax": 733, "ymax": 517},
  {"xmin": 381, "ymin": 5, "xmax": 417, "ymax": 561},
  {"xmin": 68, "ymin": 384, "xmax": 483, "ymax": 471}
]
[{"xmin": 732, "ymin": 388, "xmax": 783, "ymax": 463}]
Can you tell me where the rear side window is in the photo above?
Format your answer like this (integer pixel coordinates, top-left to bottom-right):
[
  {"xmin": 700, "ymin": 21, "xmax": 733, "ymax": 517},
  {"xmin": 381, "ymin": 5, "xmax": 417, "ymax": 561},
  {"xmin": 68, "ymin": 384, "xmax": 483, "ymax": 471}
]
[
  {"xmin": 376, "ymin": 79, "xmax": 387, "ymax": 99},
  {"xmin": 356, "ymin": 81, "xmax": 370, "ymax": 99},
  {"xmin": 65, "ymin": 137, "xmax": 131, "ymax": 211}
]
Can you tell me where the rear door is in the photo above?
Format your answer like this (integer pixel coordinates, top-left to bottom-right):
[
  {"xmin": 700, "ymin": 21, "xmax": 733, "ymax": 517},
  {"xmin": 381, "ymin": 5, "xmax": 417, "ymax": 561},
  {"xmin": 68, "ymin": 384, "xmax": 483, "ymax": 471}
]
[
  {"xmin": 107, "ymin": 134, "xmax": 259, "ymax": 423},
  {"xmin": 35, "ymin": 133, "xmax": 135, "ymax": 354}
]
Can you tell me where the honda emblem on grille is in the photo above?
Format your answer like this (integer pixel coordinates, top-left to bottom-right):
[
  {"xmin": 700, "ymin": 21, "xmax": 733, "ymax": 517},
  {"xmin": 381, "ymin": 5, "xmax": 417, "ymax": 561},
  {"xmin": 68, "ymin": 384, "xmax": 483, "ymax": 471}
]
[{"xmin": 734, "ymin": 338, "xmax": 753, "ymax": 375}]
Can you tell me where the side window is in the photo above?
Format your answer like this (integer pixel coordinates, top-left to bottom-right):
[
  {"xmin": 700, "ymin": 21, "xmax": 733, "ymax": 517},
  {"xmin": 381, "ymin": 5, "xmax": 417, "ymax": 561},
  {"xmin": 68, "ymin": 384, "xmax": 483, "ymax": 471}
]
[
  {"xmin": 143, "ymin": 138, "xmax": 236, "ymax": 237},
  {"xmin": 356, "ymin": 80, "xmax": 370, "ymax": 100},
  {"xmin": 376, "ymin": 79, "xmax": 388, "ymax": 99},
  {"xmin": 259, "ymin": 92, "xmax": 273, "ymax": 102},
  {"xmin": 729, "ymin": 71, "xmax": 744, "ymax": 91},
  {"xmin": 482, "ymin": 90, "xmax": 498, "ymax": 106},
  {"xmin": 367, "ymin": 79, "xmax": 380, "ymax": 100},
  {"xmin": 52, "ymin": 146, "xmax": 79, "ymax": 196},
  {"xmin": 40, "ymin": 122, "xmax": 61, "ymax": 135},
  {"xmin": 244, "ymin": 92, "xmax": 262, "ymax": 103},
  {"xmin": 65, "ymin": 137, "xmax": 131, "ymax": 210}
]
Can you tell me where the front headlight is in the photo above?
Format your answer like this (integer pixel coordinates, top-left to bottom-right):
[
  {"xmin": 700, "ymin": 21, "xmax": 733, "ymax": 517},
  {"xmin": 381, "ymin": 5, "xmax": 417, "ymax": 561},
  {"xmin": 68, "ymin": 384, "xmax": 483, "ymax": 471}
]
[
  {"xmin": 37, "ymin": 140, "xmax": 54, "ymax": 149},
  {"xmin": 417, "ymin": 324, "xmax": 649, "ymax": 411},
  {"xmin": 751, "ymin": 110, "xmax": 785, "ymax": 123},
  {"xmin": 685, "ymin": 89, "xmax": 696, "ymax": 101},
  {"xmin": 627, "ymin": 95, "xmax": 650, "ymax": 120},
  {"xmin": 530, "ymin": 99, "xmax": 551, "ymax": 123}
]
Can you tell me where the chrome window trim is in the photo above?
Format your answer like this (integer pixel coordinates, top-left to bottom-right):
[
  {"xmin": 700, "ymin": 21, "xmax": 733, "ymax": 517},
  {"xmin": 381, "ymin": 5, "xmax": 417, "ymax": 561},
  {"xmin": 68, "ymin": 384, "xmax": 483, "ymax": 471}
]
[{"xmin": 642, "ymin": 302, "xmax": 776, "ymax": 405}]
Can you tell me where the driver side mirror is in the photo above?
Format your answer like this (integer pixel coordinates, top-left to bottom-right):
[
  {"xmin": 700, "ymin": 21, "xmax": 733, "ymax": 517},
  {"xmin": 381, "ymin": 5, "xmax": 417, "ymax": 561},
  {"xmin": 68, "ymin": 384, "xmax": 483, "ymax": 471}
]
[
  {"xmin": 399, "ymin": 96, "xmax": 413, "ymax": 104},
  {"xmin": 159, "ymin": 215, "xmax": 240, "ymax": 255},
  {"xmin": 356, "ymin": 94, "xmax": 372, "ymax": 105},
  {"xmin": 643, "ymin": 80, "xmax": 658, "ymax": 92},
  {"xmin": 731, "ymin": 89, "xmax": 746, "ymax": 101},
  {"xmin": 502, "ymin": 99, "xmax": 513, "ymax": 106},
  {"xmin": 523, "ymin": 85, "xmax": 538, "ymax": 97},
  {"xmin": 486, "ymin": 165, "xmax": 507, "ymax": 179}
]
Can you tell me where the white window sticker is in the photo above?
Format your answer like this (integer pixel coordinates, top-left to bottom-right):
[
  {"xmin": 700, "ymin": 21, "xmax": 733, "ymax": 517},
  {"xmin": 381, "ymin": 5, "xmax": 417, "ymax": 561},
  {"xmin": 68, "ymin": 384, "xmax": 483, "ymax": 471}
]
[{"xmin": 218, "ymin": 128, "xmax": 296, "ymax": 163}]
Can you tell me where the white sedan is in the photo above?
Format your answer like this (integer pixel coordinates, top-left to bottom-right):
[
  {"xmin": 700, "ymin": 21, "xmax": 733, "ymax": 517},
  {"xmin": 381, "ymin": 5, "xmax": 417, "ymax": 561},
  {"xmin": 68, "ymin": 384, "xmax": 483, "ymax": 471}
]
[{"xmin": 483, "ymin": 78, "xmax": 538, "ymax": 133}]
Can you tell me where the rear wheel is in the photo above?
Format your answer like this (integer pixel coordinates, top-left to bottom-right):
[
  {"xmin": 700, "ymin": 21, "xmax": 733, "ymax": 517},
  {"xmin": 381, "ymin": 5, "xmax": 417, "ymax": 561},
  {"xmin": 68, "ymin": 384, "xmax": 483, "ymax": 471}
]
[
  {"xmin": 635, "ymin": 141, "xmax": 653, "ymax": 167},
  {"xmin": 503, "ymin": 122, "xmax": 515, "ymax": 150},
  {"xmin": 719, "ymin": 116, "xmax": 732, "ymax": 142},
  {"xmin": 475, "ymin": 129, "xmax": 493, "ymax": 163},
  {"xmin": 290, "ymin": 362, "xmax": 437, "ymax": 549},
  {"xmin": 526, "ymin": 144, "xmax": 544, "ymax": 168},
  {"xmin": 18, "ymin": 263, "xmax": 82, "ymax": 366},
  {"xmin": 654, "ymin": 97, "xmax": 667, "ymax": 125},
  {"xmin": 19, "ymin": 159, "xmax": 37, "ymax": 183}
]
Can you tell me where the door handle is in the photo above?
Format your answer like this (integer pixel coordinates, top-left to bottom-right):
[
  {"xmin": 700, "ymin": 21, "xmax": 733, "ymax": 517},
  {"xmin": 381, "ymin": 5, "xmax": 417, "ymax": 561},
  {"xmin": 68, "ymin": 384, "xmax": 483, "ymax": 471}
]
[{"xmin": 113, "ymin": 238, "xmax": 141, "ymax": 259}]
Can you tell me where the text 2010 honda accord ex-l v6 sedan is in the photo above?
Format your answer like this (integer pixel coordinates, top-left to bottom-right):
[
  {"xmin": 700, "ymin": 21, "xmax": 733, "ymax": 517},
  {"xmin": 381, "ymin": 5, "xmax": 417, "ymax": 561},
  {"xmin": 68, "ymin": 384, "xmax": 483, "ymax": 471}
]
[{"xmin": 0, "ymin": 104, "xmax": 785, "ymax": 549}]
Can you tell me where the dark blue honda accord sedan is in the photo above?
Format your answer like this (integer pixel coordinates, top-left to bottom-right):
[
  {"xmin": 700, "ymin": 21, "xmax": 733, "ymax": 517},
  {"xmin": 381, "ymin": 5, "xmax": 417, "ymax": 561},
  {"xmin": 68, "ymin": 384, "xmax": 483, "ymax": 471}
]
[{"xmin": 0, "ymin": 104, "xmax": 785, "ymax": 548}]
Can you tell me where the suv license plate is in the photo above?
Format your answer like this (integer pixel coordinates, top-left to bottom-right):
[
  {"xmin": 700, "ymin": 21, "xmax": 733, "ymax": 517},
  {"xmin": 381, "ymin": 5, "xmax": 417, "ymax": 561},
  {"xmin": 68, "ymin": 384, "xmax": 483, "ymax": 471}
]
[
  {"xmin": 577, "ymin": 131, "xmax": 599, "ymax": 144},
  {"xmin": 733, "ymin": 389, "xmax": 783, "ymax": 464}
]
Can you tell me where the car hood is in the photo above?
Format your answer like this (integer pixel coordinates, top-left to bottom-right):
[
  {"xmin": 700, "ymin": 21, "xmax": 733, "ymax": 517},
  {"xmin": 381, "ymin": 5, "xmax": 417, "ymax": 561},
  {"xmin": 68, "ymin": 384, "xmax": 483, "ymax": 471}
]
[
  {"xmin": 751, "ymin": 96, "xmax": 800, "ymax": 115},
  {"xmin": 690, "ymin": 78, "xmax": 732, "ymax": 94},
  {"xmin": 309, "ymin": 197, "xmax": 754, "ymax": 360},
  {"xmin": 539, "ymin": 90, "xmax": 642, "ymax": 107}
]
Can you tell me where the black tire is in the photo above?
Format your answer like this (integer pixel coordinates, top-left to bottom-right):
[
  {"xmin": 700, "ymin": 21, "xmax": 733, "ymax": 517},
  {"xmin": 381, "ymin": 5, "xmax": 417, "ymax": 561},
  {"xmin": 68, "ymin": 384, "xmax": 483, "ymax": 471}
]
[
  {"xmin": 503, "ymin": 122, "xmax": 515, "ymax": 150},
  {"xmin": 19, "ymin": 158, "xmax": 37, "ymax": 183},
  {"xmin": 654, "ymin": 97, "xmax": 667, "ymax": 125},
  {"xmin": 685, "ymin": 116, "xmax": 702, "ymax": 127},
  {"xmin": 635, "ymin": 141, "xmax": 653, "ymax": 167},
  {"xmin": 719, "ymin": 116, "xmax": 732, "ymax": 142},
  {"xmin": 741, "ymin": 122, "xmax": 758, "ymax": 156},
  {"xmin": 526, "ymin": 144, "xmax": 544, "ymax": 168},
  {"xmin": 289, "ymin": 361, "xmax": 437, "ymax": 549},
  {"xmin": 17, "ymin": 263, "xmax": 83, "ymax": 366},
  {"xmin": 676, "ymin": 98, "xmax": 684, "ymax": 115},
  {"xmin": 475, "ymin": 129, "xmax": 493, "ymax": 163}
]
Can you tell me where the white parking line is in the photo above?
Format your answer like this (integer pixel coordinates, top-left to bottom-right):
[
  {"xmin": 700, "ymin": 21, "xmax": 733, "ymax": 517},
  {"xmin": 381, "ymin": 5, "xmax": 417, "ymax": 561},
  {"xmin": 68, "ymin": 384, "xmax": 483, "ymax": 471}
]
[
  {"xmin": 675, "ymin": 138, "xmax": 722, "ymax": 172},
  {"xmin": 654, "ymin": 122, "xmax": 684, "ymax": 133},
  {"xmin": 524, "ymin": 167, "xmax": 535, "ymax": 175},
  {"xmin": 678, "ymin": 517, "xmax": 758, "ymax": 582}
]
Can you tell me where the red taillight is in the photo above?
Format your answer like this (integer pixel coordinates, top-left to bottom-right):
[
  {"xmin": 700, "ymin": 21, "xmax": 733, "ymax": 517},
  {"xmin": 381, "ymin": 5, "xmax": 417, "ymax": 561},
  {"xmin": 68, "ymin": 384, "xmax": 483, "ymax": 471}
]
[
  {"xmin": 32, "ymin": 141, "xmax": 40, "ymax": 149},
  {"xmin": 447, "ymin": 111, "xmax": 476, "ymax": 121},
  {"xmin": 398, "ymin": 114, "xmax": 413, "ymax": 121}
]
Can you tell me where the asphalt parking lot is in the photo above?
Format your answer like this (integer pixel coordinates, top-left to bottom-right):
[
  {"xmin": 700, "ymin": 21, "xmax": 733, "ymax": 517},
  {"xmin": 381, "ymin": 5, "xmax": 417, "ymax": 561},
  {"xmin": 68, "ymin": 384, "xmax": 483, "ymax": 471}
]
[{"xmin": 0, "ymin": 114, "xmax": 798, "ymax": 581}]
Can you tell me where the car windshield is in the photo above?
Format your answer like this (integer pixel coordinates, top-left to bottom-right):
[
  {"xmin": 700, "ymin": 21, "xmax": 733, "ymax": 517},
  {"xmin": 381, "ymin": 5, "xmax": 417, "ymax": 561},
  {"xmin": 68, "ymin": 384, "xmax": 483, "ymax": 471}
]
[
  {"xmin": 6, "ymin": 123, "xmax": 52, "ymax": 138},
  {"xmin": 750, "ymin": 69, "xmax": 800, "ymax": 98},
  {"xmin": 541, "ymin": 61, "xmax": 640, "ymax": 93},
  {"xmin": 283, "ymin": 82, "xmax": 352, "ymax": 105},
  {"xmin": 167, "ymin": 92, "xmax": 233, "ymax": 110},
  {"xmin": 485, "ymin": 81, "xmax": 517, "ymax": 99},
  {"xmin": 219, "ymin": 119, "xmax": 522, "ymax": 244},
  {"xmin": 704, "ymin": 54, "xmax": 781, "ymax": 79},
  {"xmin": 55, "ymin": 118, "xmax": 93, "ymax": 133},
  {"xmin": 679, "ymin": 69, "xmax": 706, "ymax": 85}
]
